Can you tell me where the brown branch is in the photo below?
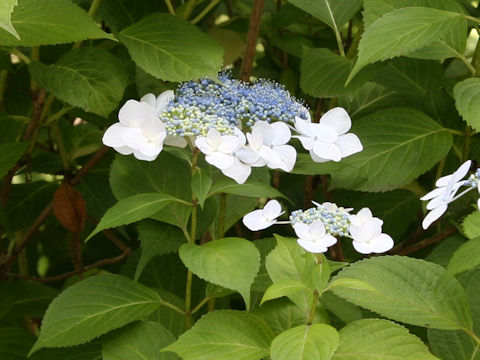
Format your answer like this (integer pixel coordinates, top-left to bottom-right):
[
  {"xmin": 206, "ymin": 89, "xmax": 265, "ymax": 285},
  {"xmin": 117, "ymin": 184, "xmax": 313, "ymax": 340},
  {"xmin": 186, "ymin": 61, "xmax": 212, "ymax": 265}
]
[
  {"xmin": 396, "ymin": 226, "xmax": 457, "ymax": 256},
  {"xmin": 70, "ymin": 145, "xmax": 109, "ymax": 185},
  {"xmin": 5, "ymin": 248, "xmax": 131, "ymax": 283},
  {"xmin": 22, "ymin": 89, "xmax": 46, "ymax": 141},
  {"xmin": 86, "ymin": 213, "xmax": 129, "ymax": 252},
  {"xmin": 240, "ymin": 0, "xmax": 265, "ymax": 81}
]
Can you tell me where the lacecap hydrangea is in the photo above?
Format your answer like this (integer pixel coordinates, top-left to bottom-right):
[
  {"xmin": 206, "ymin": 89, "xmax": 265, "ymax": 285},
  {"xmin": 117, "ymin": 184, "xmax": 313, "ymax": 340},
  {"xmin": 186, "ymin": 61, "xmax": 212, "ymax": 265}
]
[{"xmin": 102, "ymin": 73, "xmax": 363, "ymax": 183}]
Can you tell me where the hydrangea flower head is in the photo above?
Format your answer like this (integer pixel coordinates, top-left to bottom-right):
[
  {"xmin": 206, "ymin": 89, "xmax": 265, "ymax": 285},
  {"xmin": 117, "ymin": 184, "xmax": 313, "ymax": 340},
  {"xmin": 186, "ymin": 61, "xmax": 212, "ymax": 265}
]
[
  {"xmin": 348, "ymin": 208, "xmax": 394, "ymax": 254},
  {"xmin": 294, "ymin": 220, "xmax": 337, "ymax": 253}
]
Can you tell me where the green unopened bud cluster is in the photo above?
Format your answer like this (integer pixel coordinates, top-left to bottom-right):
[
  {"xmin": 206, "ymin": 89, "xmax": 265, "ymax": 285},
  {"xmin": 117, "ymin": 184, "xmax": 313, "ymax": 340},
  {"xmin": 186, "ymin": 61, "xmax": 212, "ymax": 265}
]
[{"xmin": 289, "ymin": 203, "xmax": 351, "ymax": 237}]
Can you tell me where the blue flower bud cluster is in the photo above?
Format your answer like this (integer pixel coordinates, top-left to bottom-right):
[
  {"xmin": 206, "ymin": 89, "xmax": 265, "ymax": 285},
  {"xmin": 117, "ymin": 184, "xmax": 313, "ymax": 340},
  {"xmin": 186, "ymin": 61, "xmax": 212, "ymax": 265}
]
[
  {"xmin": 289, "ymin": 204, "xmax": 351, "ymax": 237},
  {"xmin": 160, "ymin": 72, "xmax": 310, "ymax": 137}
]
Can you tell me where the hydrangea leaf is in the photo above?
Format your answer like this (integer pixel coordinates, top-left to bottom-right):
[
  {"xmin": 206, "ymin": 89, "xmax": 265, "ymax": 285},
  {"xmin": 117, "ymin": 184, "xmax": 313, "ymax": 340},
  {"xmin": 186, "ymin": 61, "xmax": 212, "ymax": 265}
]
[
  {"xmin": 0, "ymin": 327, "xmax": 35, "ymax": 360},
  {"xmin": 447, "ymin": 237, "xmax": 480, "ymax": 276},
  {"xmin": 0, "ymin": 141, "xmax": 28, "ymax": 179},
  {"xmin": 288, "ymin": 0, "xmax": 362, "ymax": 29},
  {"xmin": 348, "ymin": 7, "xmax": 464, "ymax": 83},
  {"xmin": 0, "ymin": 0, "xmax": 113, "ymax": 46},
  {"xmin": 102, "ymin": 321, "xmax": 177, "ymax": 360},
  {"xmin": 135, "ymin": 220, "xmax": 187, "ymax": 281},
  {"xmin": 109, "ymin": 153, "xmax": 192, "ymax": 229},
  {"xmin": 363, "ymin": 0, "xmax": 466, "ymax": 60},
  {"xmin": 270, "ymin": 324, "xmax": 339, "ymax": 360},
  {"xmin": 179, "ymin": 237, "xmax": 260, "ymax": 309},
  {"xmin": 331, "ymin": 256, "xmax": 472, "ymax": 330},
  {"xmin": 462, "ymin": 211, "xmax": 480, "ymax": 240},
  {"xmin": 454, "ymin": 78, "xmax": 480, "ymax": 132},
  {"xmin": 29, "ymin": 48, "xmax": 128, "ymax": 117},
  {"xmin": 163, "ymin": 310, "xmax": 275, "ymax": 360},
  {"xmin": 261, "ymin": 280, "xmax": 308, "ymax": 305},
  {"xmin": 333, "ymin": 319, "xmax": 439, "ymax": 360},
  {"xmin": 30, "ymin": 342, "xmax": 102, "ymax": 360},
  {"xmin": 208, "ymin": 178, "xmax": 288, "ymax": 200},
  {"xmin": 119, "ymin": 13, "xmax": 223, "ymax": 82},
  {"xmin": 191, "ymin": 167, "xmax": 212, "ymax": 209},
  {"xmin": 86, "ymin": 193, "xmax": 178, "ymax": 241},
  {"xmin": 0, "ymin": 0, "xmax": 18, "ymax": 39},
  {"xmin": 30, "ymin": 274, "xmax": 162, "ymax": 354}
]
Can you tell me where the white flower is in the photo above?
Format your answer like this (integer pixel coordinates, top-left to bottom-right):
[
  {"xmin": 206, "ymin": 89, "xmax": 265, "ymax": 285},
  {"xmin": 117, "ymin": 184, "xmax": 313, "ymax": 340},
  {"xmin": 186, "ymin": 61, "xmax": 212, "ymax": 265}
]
[
  {"xmin": 243, "ymin": 200, "xmax": 283, "ymax": 231},
  {"xmin": 293, "ymin": 107, "xmax": 362, "ymax": 162},
  {"xmin": 420, "ymin": 160, "xmax": 471, "ymax": 229},
  {"xmin": 239, "ymin": 121, "xmax": 296, "ymax": 172},
  {"xmin": 294, "ymin": 221, "xmax": 337, "ymax": 253},
  {"xmin": 349, "ymin": 214, "xmax": 394, "ymax": 254},
  {"xmin": 102, "ymin": 98, "xmax": 167, "ymax": 161},
  {"xmin": 195, "ymin": 128, "xmax": 241, "ymax": 170},
  {"xmin": 221, "ymin": 129, "xmax": 252, "ymax": 184}
]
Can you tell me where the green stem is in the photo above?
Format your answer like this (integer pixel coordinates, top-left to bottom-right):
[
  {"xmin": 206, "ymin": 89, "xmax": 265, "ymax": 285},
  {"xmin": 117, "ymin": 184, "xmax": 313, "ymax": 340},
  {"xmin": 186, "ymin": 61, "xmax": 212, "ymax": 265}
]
[
  {"xmin": 181, "ymin": 0, "xmax": 198, "ymax": 20},
  {"xmin": 463, "ymin": 328, "xmax": 480, "ymax": 346},
  {"xmin": 465, "ymin": 15, "xmax": 480, "ymax": 24},
  {"xmin": 472, "ymin": 35, "xmax": 480, "ymax": 76},
  {"xmin": 30, "ymin": 46, "xmax": 39, "ymax": 91},
  {"xmin": 217, "ymin": 193, "xmax": 227, "ymax": 238},
  {"xmin": 346, "ymin": 22, "xmax": 363, "ymax": 59},
  {"xmin": 184, "ymin": 271, "xmax": 194, "ymax": 328},
  {"xmin": 44, "ymin": 106, "xmax": 74, "ymax": 125},
  {"xmin": 52, "ymin": 122, "xmax": 70, "ymax": 171},
  {"xmin": 191, "ymin": 0, "xmax": 220, "ymax": 24},
  {"xmin": 462, "ymin": 126, "xmax": 473, "ymax": 162},
  {"xmin": 191, "ymin": 296, "xmax": 211, "ymax": 314},
  {"xmin": 73, "ymin": 0, "xmax": 102, "ymax": 48},
  {"xmin": 324, "ymin": 0, "xmax": 345, "ymax": 57},
  {"xmin": 165, "ymin": 0, "xmax": 176, "ymax": 15},
  {"xmin": 11, "ymin": 48, "xmax": 31, "ymax": 64},
  {"xmin": 446, "ymin": 128, "xmax": 467, "ymax": 136},
  {"xmin": 306, "ymin": 290, "xmax": 319, "ymax": 325},
  {"xmin": 160, "ymin": 299, "xmax": 185, "ymax": 314},
  {"xmin": 435, "ymin": 157, "xmax": 446, "ymax": 183}
]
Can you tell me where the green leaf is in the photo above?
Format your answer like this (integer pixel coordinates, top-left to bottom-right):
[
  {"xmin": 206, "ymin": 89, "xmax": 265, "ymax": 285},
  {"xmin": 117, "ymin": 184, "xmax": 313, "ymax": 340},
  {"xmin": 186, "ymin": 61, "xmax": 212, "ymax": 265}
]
[
  {"xmin": 300, "ymin": 48, "xmax": 377, "ymax": 98},
  {"xmin": 327, "ymin": 278, "xmax": 380, "ymax": 293},
  {"xmin": 0, "ymin": 0, "xmax": 113, "ymax": 46},
  {"xmin": 428, "ymin": 328, "xmax": 479, "ymax": 360},
  {"xmin": 110, "ymin": 153, "xmax": 192, "ymax": 228},
  {"xmin": 135, "ymin": 220, "xmax": 187, "ymax": 281},
  {"xmin": 29, "ymin": 48, "xmax": 128, "ymax": 117},
  {"xmin": 208, "ymin": 178, "xmax": 287, "ymax": 199},
  {"xmin": 261, "ymin": 280, "xmax": 308, "ymax": 305},
  {"xmin": 179, "ymin": 237, "xmax": 260, "ymax": 309},
  {"xmin": 288, "ymin": 0, "xmax": 362, "ymax": 29},
  {"xmin": 270, "ymin": 324, "xmax": 339, "ymax": 360},
  {"xmin": 362, "ymin": 0, "xmax": 467, "ymax": 60},
  {"xmin": 119, "ymin": 13, "xmax": 223, "ymax": 82},
  {"xmin": 265, "ymin": 235, "xmax": 317, "ymax": 313},
  {"xmin": 30, "ymin": 274, "xmax": 162, "ymax": 353},
  {"xmin": 0, "ymin": 0, "xmax": 18, "ymax": 38},
  {"xmin": 454, "ymin": 78, "xmax": 480, "ymax": 132},
  {"xmin": 0, "ymin": 141, "xmax": 27, "ymax": 178},
  {"xmin": 328, "ymin": 108, "xmax": 452, "ymax": 191},
  {"xmin": 320, "ymin": 292, "xmax": 363, "ymax": 325},
  {"xmin": 447, "ymin": 237, "xmax": 480, "ymax": 276},
  {"xmin": 348, "ymin": 7, "xmax": 464, "ymax": 83},
  {"xmin": 463, "ymin": 211, "xmax": 480, "ymax": 240},
  {"xmin": 86, "ymin": 193, "xmax": 178, "ymax": 241},
  {"xmin": 191, "ymin": 168, "xmax": 212, "ymax": 209},
  {"xmin": 0, "ymin": 327, "xmax": 35, "ymax": 360},
  {"xmin": 30, "ymin": 342, "xmax": 102, "ymax": 360},
  {"xmin": 164, "ymin": 310, "xmax": 275, "ymax": 360},
  {"xmin": 333, "ymin": 319, "xmax": 439, "ymax": 360},
  {"xmin": 102, "ymin": 321, "xmax": 178, "ymax": 360},
  {"xmin": 331, "ymin": 256, "xmax": 472, "ymax": 330}
]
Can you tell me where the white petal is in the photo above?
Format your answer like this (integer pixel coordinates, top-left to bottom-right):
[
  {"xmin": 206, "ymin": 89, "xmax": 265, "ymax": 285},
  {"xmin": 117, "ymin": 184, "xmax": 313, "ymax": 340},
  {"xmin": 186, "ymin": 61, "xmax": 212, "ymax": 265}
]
[
  {"xmin": 436, "ymin": 160, "xmax": 471, "ymax": 187},
  {"xmin": 421, "ymin": 186, "xmax": 447, "ymax": 201},
  {"xmin": 233, "ymin": 128, "xmax": 246, "ymax": 147},
  {"xmin": 359, "ymin": 218, "xmax": 383, "ymax": 241},
  {"xmin": 293, "ymin": 222, "xmax": 311, "ymax": 241},
  {"xmin": 321, "ymin": 234, "xmax": 338, "ymax": 248},
  {"xmin": 312, "ymin": 142, "xmax": 342, "ymax": 162},
  {"xmin": 236, "ymin": 147, "xmax": 261, "ymax": 164},
  {"xmin": 262, "ymin": 200, "xmax": 282, "ymax": 221},
  {"xmin": 294, "ymin": 117, "xmax": 312, "ymax": 135},
  {"xmin": 349, "ymin": 208, "xmax": 373, "ymax": 227},
  {"xmin": 140, "ymin": 93, "xmax": 156, "ymax": 108},
  {"xmin": 477, "ymin": 198, "xmax": 480, "ymax": 209},
  {"xmin": 114, "ymin": 145, "xmax": 133, "ymax": 155},
  {"xmin": 142, "ymin": 118, "xmax": 166, "ymax": 142},
  {"xmin": 205, "ymin": 152, "xmax": 235, "ymax": 170},
  {"xmin": 156, "ymin": 90, "xmax": 174, "ymax": 114},
  {"xmin": 336, "ymin": 133, "xmax": 363, "ymax": 158},
  {"xmin": 118, "ymin": 100, "xmax": 154, "ymax": 127},
  {"xmin": 218, "ymin": 135, "xmax": 240, "ymax": 153},
  {"xmin": 206, "ymin": 128, "xmax": 223, "ymax": 147},
  {"xmin": 270, "ymin": 122, "xmax": 291, "ymax": 146},
  {"xmin": 422, "ymin": 204, "xmax": 448, "ymax": 229},
  {"xmin": 222, "ymin": 158, "xmax": 251, "ymax": 184},
  {"xmin": 138, "ymin": 142, "xmax": 162, "ymax": 157},
  {"xmin": 310, "ymin": 124, "xmax": 338, "ymax": 142},
  {"xmin": 164, "ymin": 135, "xmax": 188, "ymax": 148},
  {"xmin": 309, "ymin": 150, "xmax": 329, "ymax": 163},
  {"xmin": 243, "ymin": 211, "xmax": 271, "ymax": 231},
  {"xmin": 352, "ymin": 240, "xmax": 374, "ymax": 254},
  {"xmin": 102, "ymin": 122, "xmax": 129, "ymax": 148},
  {"xmin": 426, "ymin": 196, "xmax": 447, "ymax": 210},
  {"xmin": 122, "ymin": 128, "xmax": 147, "ymax": 149},
  {"xmin": 133, "ymin": 149, "xmax": 157, "ymax": 161},
  {"xmin": 320, "ymin": 107, "xmax": 351, "ymax": 135},
  {"xmin": 309, "ymin": 221, "xmax": 326, "ymax": 238},
  {"xmin": 195, "ymin": 137, "xmax": 214, "ymax": 155},
  {"xmin": 268, "ymin": 145, "xmax": 297, "ymax": 172},
  {"xmin": 259, "ymin": 146, "xmax": 282, "ymax": 165},
  {"xmin": 294, "ymin": 135, "xmax": 315, "ymax": 151},
  {"xmin": 369, "ymin": 234, "xmax": 394, "ymax": 253},
  {"xmin": 297, "ymin": 239, "xmax": 328, "ymax": 253},
  {"xmin": 250, "ymin": 124, "xmax": 267, "ymax": 148},
  {"xmin": 348, "ymin": 225, "xmax": 362, "ymax": 241}
]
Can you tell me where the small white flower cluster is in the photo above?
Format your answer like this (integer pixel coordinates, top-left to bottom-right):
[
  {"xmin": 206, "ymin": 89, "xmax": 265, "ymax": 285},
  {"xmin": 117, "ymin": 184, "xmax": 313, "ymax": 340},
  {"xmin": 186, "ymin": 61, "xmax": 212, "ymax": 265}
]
[
  {"xmin": 102, "ymin": 88, "xmax": 362, "ymax": 182},
  {"xmin": 243, "ymin": 200, "xmax": 394, "ymax": 255},
  {"xmin": 421, "ymin": 160, "xmax": 480, "ymax": 229}
]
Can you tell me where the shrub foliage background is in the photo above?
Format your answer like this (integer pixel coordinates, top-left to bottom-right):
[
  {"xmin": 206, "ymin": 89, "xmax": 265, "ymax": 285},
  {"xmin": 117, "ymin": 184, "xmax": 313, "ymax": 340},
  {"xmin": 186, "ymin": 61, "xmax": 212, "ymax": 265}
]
[{"xmin": 0, "ymin": 0, "xmax": 480, "ymax": 359}]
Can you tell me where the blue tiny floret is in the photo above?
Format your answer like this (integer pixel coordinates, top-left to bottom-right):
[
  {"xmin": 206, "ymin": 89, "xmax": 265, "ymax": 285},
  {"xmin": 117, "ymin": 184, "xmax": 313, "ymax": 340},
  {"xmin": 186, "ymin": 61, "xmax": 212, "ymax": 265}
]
[{"xmin": 289, "ymin": 203, "xmax": 351, "ymax": 237}]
